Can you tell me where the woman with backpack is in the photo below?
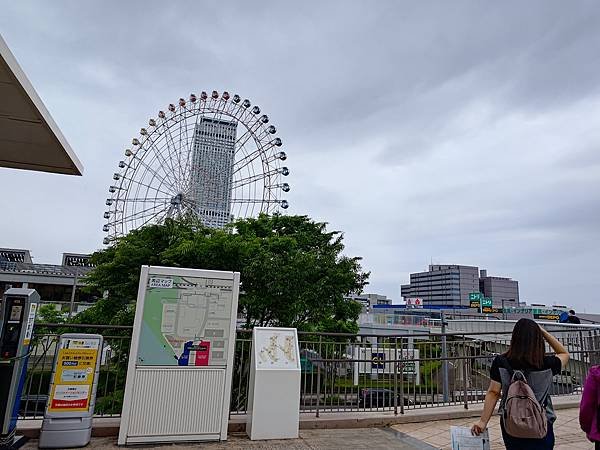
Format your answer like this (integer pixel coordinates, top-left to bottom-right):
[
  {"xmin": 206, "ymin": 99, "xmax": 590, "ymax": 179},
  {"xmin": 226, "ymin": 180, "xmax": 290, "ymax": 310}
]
[
  {"xmin": 579, "ymin": 365, "xmax": 600, "ymax": 448},
  {"xmin": 471, "ymin": 318, "xmax": 570, "ymax": 449}
]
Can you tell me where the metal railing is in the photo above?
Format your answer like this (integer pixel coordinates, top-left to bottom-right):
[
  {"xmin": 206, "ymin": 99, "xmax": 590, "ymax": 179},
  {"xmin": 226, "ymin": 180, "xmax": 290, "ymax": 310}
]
[{"xmin": 20, "ymin": 323, "xmax": 600, "ymax": 419}]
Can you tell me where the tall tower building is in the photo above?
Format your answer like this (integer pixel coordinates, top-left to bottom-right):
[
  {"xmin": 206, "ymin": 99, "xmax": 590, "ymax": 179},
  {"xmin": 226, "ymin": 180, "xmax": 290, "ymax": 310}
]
[{"xmin": 190, "ymin": 117, "xmax": 237, "ymax": 228}]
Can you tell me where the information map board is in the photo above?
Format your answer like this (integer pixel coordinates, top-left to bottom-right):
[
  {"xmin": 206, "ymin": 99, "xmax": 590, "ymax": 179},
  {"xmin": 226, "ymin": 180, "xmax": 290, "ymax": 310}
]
[
  {"xmin": 119, "ymin": 266, "xmax": 240, "ymax": 445},
  {"xmin": 136, "ymin": 273, "xmax": 235, "ymax": 367}
]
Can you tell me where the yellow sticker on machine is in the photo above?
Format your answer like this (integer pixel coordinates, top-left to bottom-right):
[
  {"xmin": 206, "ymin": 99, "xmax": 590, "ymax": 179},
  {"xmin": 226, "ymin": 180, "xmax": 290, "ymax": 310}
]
[{"xmin": 48, "ymin": 342, "xmax": 99, "ymax": 412}]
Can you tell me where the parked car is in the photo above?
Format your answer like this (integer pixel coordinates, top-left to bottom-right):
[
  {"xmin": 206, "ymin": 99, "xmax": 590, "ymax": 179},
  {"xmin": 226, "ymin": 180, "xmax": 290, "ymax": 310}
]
[{"xmin": 358, "ymin": 388, "xmax": 413, "ymax": 408}]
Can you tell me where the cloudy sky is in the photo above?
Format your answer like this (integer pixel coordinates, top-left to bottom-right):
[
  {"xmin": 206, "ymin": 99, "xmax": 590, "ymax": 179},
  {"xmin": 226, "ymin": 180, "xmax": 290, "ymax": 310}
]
[{"xmin": 1, "ymin": 1, "xmax": 599, "ymax": 310}]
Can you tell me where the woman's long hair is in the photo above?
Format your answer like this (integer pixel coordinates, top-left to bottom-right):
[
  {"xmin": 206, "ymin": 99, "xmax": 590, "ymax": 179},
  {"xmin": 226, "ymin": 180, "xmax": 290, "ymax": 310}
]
[{"xmin": 505, "ymin": 318, "xmax": 545, "ymax": 369}]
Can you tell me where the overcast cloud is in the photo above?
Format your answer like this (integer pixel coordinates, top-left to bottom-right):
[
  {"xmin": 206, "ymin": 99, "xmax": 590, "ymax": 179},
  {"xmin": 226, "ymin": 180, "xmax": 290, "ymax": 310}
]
[{"xmin": 1, "ymin": 1, "xmax": 600, "ymax": 310}]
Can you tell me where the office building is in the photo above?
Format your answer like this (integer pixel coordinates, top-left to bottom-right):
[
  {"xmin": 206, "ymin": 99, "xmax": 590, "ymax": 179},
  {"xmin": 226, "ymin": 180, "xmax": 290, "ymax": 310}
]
[
  {"xmin": 401, "ymin": 264, "xmax": 480, "ymax": 307},
  {"xmin": 191, "ymin": 117, "xmax": 237, "ymax": 228},
  {"xmin": 401, "ymin": 264, "xmax": 520, "ymax": 308},
  {"xmin": 479, "ymin": 269, "xmax": 519, "ymax": 307}
]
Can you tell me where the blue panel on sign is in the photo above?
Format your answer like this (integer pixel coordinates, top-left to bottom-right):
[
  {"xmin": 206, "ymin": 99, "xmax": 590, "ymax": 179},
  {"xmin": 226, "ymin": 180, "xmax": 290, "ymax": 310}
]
[{"xmin": 371, "ymin": 352, "xmax": 385, "ymax": 369}]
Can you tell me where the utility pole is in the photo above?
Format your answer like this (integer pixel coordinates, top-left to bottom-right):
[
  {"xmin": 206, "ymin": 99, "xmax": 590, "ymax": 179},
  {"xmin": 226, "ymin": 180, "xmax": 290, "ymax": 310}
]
[
  {"xmin": 441, "ymin": 312, "xmax": 450, "ymax": 403},
  {"xmin": 68, "ymin": 267, "xmax": 79, "ymax": 318}
]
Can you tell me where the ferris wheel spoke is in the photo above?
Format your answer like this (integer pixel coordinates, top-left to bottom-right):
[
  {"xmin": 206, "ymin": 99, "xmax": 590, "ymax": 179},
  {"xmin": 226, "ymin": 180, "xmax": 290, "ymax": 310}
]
[
  {"xmin": 231, "ymin": 147, "xmax": 265, "ymax": 176},
  {"xmin": 175, "ymin": 111, "xmax": 188, "ymax": 189},
  {"xmin": 180, "ymin": 109, "xmax": 194, "ymax": 188},
  {"xmin": 142, "ymin": 135, "xmax": 183, "ymax": 190},
  {"xmin": 153, "ymin": 120, "xmax": 182, "ymax": 192},
  {"xmin": 161, "ymin": 119, "xmax": 186, "ymax": 191},
  {"xmin": 126, "ymin": 155, "xmax": 180, "ymax": 195},
  {"xmin": 233, "ymin": 122, "xmax": 262, "ymax": 155},
  {"xmin": 179, "ymin": 109, "xmax": 201, "ymax": 196},
  {"xmin": 117, "ymin": 202, "xmax": 171, "ymax": 225},
  {"xmin": 232, "ymin": 171, "xmax": 275, "ymax": 189},
  {"xmin": 138, "ymin": 204, "xmax": 171, "ymax": 228},
  {"xmin": 120, "ymin": 175, "xmax": 174, "ymax": 198},
  {"xmin": 114, "ymin": 197, "xmax": 172, "ymax": 203},
  {"xmin": 230, "ymin": 198, "xmax": 281, "ymax": 204}
]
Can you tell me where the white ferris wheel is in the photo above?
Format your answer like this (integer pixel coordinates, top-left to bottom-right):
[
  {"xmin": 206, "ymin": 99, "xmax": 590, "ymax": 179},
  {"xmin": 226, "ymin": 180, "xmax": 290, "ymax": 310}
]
[{"xmin": 102, "ymin": 90, "xmax": 290, "ymax": 245}]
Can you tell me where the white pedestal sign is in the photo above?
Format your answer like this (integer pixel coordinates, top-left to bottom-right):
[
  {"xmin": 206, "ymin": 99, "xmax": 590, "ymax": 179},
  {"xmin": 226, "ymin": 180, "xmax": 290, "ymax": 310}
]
[{"xmin": 246, "ymin": 327, "xmax": 300, "ymax": 440}]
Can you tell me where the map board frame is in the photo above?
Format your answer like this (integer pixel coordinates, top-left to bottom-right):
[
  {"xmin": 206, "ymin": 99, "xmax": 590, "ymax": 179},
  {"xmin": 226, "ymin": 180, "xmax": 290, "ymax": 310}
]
[{"xmin": 119, "ymin": 266, "xmax": 240, "ymax": 445}]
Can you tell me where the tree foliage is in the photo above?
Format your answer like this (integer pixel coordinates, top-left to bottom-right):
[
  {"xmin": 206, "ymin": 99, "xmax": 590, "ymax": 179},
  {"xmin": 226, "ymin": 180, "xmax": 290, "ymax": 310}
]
[{"xmin": 79, "ymin": 214, "xmax": 369, "ymax": 333}]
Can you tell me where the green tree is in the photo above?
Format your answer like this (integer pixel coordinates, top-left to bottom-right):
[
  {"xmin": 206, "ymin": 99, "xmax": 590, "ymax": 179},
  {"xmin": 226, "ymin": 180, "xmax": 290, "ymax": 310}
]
[
  {"xmin": 79, "ymin": 214, "xmax": 369, "ymax": 333},
  {"xmin": 36, "ymin": 304, "xmax": 65, "ymax": 324}
]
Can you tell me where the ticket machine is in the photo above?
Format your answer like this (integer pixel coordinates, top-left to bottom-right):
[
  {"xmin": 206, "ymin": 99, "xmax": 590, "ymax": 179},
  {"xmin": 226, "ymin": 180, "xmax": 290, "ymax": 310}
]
[{"xmin": 0, "ymin": 289, "xmax": 39, "ymax": 449}]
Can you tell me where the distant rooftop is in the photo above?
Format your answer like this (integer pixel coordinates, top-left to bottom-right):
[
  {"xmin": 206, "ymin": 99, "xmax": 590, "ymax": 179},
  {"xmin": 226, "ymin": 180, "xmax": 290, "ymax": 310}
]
[
  {"xmin": 0, "ymin": 261, "xmax": 93, "ymax": 277},
  {"xmin": 0, "ymin": 248, "xmax": 93, "ymax": 276},
  {"xmin": 0, "ymin": 248, "xmax": 32, "ymax": 263}
]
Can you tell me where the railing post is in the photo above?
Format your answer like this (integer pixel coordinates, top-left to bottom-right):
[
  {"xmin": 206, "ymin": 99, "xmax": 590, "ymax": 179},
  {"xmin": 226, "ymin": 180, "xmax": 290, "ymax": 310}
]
[
  {"xmin": 579, "ymin": 330, "xmax": 586, "ymax": 387},
  {"xmin": 462, "ymin": 338, "xmax": 469, "ymax": 410},
  {"xmin": 399, "ymin": 337, "xmax": 405, "ymax": 415},
  {"xmin": 441, "ymin": 312, "xmax": 449, "ymax": 403},
  {"xmin": 315, "ymin": 335, "xmax": 322, "ymax": 418},
  {"xmin": 393, "ymin": 337, "xmax": 398, "ymax": 416}
]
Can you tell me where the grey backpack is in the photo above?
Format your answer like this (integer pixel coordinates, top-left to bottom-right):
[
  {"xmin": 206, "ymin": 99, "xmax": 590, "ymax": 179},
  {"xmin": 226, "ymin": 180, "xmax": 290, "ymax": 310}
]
[{"xmin": 503, "ymin": 370, "xmax": 547, "ymax": 439}]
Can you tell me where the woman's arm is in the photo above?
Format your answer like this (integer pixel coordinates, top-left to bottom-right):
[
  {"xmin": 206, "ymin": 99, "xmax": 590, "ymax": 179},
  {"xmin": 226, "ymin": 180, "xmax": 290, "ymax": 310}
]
[
  {"xmin": 540, "ymin": 326, "xmax": 570, "ymax": 367},
  {"xmin": 471, "ymin": 380, "xmax": 501, "ymax": 436}
]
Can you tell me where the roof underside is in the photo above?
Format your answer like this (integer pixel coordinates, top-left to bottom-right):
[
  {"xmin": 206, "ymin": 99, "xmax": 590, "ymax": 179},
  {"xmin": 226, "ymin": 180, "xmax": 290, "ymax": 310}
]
[{"xmin": 0, "ymin": 34, "xmax": 83, "ymax": 175}]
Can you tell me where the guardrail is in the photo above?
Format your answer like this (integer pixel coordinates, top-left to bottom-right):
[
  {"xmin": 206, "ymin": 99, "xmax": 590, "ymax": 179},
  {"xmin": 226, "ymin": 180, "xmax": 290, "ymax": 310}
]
[{"xmin": 19, "ymin": 323, "xmax": 600, "ymax": 419}]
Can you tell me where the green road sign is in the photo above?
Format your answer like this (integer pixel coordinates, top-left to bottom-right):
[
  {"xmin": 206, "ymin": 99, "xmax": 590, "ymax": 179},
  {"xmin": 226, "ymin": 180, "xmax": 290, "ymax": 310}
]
[
  {"xmin": 469, "ymin": 292, "xmax": 483, "ymax": 301},
  {"xmin": 482, "ymin": 297, "xmax": 493, "ymax": 307}
]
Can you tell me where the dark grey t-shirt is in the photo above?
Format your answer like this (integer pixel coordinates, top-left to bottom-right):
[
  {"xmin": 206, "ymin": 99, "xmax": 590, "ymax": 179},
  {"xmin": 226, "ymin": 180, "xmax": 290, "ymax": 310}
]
[{"xmin": 490, "ymin": 355, "xmax": 562, "ymax": 423}]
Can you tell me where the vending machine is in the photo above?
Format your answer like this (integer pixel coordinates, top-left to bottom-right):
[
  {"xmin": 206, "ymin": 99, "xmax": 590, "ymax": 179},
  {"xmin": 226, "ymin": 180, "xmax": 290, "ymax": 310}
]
[{"xmin": 0, "ymin": 288, "xmax": 39, "ymax": 449}]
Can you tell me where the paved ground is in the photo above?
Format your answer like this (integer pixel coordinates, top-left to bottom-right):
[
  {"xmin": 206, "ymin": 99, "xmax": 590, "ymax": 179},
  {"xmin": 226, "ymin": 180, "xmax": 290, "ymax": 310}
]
[
  {"xmin": 22, "ymin": 428, "xmax": 434, "ymax": 449},
  {"xmin": 392, "ymin": 407, "xmax": 594, "ymax": 449},
  {"xmin": 18, "ymin": 398, "xmax": 588, "ymax": 449}
]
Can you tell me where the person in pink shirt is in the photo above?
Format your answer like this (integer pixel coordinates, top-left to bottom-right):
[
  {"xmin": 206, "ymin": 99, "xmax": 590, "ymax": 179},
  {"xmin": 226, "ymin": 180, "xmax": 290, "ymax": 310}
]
[{"xmin": 580, "ymin": 365, "xmax": 600, "ymax": 449}]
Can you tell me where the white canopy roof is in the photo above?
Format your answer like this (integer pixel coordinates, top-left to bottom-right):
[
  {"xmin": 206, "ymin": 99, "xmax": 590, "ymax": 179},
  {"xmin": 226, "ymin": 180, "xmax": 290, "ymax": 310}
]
[{"xmin": 0, "ymin": 34, "xmax": 83, "ymax": 175}]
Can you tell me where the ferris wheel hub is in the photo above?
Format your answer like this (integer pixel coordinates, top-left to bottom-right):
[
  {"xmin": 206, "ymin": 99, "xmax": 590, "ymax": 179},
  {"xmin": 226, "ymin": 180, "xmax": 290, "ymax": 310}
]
[{"xmin": 170, "ymin": 193, "xmax": 183, "ymax": 206}]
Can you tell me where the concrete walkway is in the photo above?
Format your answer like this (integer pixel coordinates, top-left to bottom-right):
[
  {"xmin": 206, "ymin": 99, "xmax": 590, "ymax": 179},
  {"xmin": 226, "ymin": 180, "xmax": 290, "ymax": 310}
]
[
  {"xmin": 17, "ymin": 396, "xmax": 586, "ymax": 449},
  {"xmin": 22, "ymin": 428, "xmax": 433, "ymax": 449},
  {"xmin": 392, "ymin": 407, "xmax": 594, "ymax": 449}
]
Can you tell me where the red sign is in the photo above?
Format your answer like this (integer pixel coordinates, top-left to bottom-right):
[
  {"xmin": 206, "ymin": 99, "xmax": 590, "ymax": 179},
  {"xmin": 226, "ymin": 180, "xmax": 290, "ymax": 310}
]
[
  {"xmin": 191, "ymin": 341, "xmax": 211, "ymax": 366},
  {"xmin": 406, "ymin": 297, "xmax": 424, "ymax": 308},
  {"xmin": 49, "ymin": 385, "xmax": 91, "ymax": 411},
  {"xmin": 51, "ymin": 398, "xmax": 88, "ymax": 409}
]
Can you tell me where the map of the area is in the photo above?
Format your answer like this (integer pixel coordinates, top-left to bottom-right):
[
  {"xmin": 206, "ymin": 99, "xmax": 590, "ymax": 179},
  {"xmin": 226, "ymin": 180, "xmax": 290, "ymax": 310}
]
[
  {"xmin": 254, "ymin": 329, "xmax": 299, "ymax": 370},
  {"xmin": 136, "ymin": 274, "xmax": 234, "ymax": 366}
]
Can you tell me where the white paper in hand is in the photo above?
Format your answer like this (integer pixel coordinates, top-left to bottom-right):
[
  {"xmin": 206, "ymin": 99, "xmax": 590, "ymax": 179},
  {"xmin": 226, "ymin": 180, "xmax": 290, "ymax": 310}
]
[{"xmin": 450, "ymin": 426, "xmax": 490, "ymax": 450}]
